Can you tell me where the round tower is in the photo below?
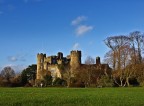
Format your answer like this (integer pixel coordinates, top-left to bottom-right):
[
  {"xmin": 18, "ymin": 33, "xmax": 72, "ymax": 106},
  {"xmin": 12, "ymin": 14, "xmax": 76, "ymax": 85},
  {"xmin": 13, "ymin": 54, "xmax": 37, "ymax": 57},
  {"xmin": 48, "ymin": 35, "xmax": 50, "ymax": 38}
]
[
  {"xmin": 37, "ymin": 53, "xmax": 46, "ymax": 79},
  {"xmin": 70, "ymin": 50, "xmax": 81, "ymax": 69}
]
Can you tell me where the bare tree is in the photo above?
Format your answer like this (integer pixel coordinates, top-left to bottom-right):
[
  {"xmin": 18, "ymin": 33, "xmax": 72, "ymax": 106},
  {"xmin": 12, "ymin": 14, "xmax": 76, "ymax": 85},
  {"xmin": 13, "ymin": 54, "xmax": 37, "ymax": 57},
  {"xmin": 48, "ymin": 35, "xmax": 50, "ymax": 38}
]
[
  {"xmin": 104, "ymin": 35, "xmax": 131, "ymax": 70},
  {"xmin": 104, "ymin": 34, "xmax": 142, "ymax": 87},
  {"xmin": 1, "ymin": 66, "xmax": 15, "ymax": 82},
  {"xmin": 84, "ymin": 56, "xmax": 96, "ymax": 87},
  {"xmin": 85, "ymin": 56, "xmax": 95, "ymax": 64},
  {"xmin": 103, "ymin": 50, "xmax": 114, "ymax": 68},
  {"xmin": 129, "ymin": 31, "xmax": 144, "ymax": 64},
  {"xmin": 62, "ymin": 64, "xmax": 73, "ymax": 87}
]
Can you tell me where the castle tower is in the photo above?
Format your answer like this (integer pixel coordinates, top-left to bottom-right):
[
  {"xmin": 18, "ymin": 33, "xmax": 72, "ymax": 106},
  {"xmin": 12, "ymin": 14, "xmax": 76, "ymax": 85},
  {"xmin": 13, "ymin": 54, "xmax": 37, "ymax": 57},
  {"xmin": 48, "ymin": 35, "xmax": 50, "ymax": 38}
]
[
  {"xmin": 70, "ymin": 50, "xmax": 81, "ymax": 69},
  {"xmin": 96, "ymin": 56, "xmax": 101, "ymax": 65},
  {"xmin": 44, "ymin": 62, "xmax": 48, "ymax": 71},
  {"xmin": 57, "ymin": 52, "xmax": 63, "ymax": 60},
  {"xmin": 37, "ymin": 53, "xmax": 46, "ymax": 79}
]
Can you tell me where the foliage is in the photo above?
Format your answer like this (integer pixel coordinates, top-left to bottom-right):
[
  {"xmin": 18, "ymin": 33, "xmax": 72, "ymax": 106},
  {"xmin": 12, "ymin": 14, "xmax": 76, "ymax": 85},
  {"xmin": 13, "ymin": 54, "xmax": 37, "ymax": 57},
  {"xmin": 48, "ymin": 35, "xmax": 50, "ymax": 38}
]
[
  {"xmin": 10, "ymin": 75, "xmax": 22, "ymax": 87},
  {"xmin": 35, "ymin": 79, "xmax": 42, "ymax": 87},
  {"xmin": 133, "ymin": 63, "xmax": 144, "ymax": 86},
  {"xmin": 98, "ymin": 76, "xmax": 113, "ymax": 87},
  {"xmin": 43, "ymin": 75, "xmax": 52, "ymax": 86},
  {"xmin": 21, "ymin": 64, "xmax": 37, "ymax": 86},
  {"xmin": 53, "ymin": 78, "xmax": 66, "ymax": 86}
]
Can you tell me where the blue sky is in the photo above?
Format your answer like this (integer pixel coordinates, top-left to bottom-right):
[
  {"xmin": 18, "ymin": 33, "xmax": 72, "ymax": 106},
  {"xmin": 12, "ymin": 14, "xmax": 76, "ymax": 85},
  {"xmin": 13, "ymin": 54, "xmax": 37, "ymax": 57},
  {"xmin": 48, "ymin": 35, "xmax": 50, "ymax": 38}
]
[{"xmin": 0, "ymin": 0, "xmax": 144, "ymax": 72}]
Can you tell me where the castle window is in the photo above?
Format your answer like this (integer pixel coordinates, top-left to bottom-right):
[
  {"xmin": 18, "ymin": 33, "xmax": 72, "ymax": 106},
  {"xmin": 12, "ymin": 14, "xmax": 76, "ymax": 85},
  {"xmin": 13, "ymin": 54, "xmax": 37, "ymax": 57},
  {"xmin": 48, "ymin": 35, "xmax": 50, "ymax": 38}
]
[
  {"xmin": 41, "ymin": 59, "xmax": 43, "ymax": 63},
  {"xmin": 52, "ymin": 59, "xmax": 56, "ymax": 64}
]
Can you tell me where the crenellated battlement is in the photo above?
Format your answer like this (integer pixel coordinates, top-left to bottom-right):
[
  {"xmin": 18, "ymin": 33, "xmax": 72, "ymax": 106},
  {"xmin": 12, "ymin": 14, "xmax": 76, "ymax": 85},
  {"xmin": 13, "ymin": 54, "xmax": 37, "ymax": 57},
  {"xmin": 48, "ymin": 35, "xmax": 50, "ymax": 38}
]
[
  {"xmin": 70, "ymin": 50, "xmax": 81, "ymax": 56},
  {"xmin": 37, "ymin": 53, "xmax": 46, "ymax": 58}
]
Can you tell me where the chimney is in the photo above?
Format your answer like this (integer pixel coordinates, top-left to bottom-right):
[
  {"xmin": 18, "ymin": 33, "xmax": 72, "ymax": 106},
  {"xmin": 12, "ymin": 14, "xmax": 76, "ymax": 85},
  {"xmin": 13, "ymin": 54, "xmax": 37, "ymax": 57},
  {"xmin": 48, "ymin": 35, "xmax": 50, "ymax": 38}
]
[{"xmin": 96, "ymin": 56, "xmax": 101, "ymax": 64}]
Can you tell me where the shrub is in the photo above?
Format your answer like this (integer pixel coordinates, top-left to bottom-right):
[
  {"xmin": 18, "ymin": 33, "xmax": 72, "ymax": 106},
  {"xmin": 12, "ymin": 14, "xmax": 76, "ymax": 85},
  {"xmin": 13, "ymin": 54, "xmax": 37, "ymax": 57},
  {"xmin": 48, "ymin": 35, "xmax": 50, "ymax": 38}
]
[
  {"xmin": 24, "ymin": 83, "xmax": 32, "ymax": 87},
  {"xmin": 53, "ymin": 78, "xmax": 66, "ymax": 86},
  {"xmin": 98, "ymin": 76, "xmax": 114, "ymax": 87}
]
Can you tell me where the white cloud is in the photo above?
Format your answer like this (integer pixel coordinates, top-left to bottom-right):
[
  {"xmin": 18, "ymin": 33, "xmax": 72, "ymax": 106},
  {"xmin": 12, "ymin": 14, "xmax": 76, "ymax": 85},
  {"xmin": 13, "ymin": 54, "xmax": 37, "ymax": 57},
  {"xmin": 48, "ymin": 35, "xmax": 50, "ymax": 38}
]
[
  {"xmin": 7, "ymin": 54, "xmax": 27, "ymax": 62},
  {"xmin": 75, "ymin": 25, "xmax": 93, "ymax": 36},
  {"xmin": 71, "ymin": 16, "xmax": 87, "ymax": 26},
  {"xmin": 71, "ymin": 16, "xmax": 94, "ymax": 36},
  {"xmin": 8, "ymin": 56, "xmax": 18, "ymax": 62},
  {"xmin": 72, "ymin": 43, "xmax": 80, "ymax": 50}
]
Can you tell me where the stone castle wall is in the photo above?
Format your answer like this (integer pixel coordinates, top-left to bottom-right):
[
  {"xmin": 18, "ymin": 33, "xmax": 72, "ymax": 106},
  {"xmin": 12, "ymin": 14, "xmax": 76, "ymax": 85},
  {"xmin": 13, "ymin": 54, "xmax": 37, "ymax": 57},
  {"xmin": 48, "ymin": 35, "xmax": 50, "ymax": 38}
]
[
  {"xmin": 36, "ymin": 50, "xmax": 81, "ymax": 80},
  {"xmin": 36, "ymin": 50, "xmax": 109, "ymax": 81}
]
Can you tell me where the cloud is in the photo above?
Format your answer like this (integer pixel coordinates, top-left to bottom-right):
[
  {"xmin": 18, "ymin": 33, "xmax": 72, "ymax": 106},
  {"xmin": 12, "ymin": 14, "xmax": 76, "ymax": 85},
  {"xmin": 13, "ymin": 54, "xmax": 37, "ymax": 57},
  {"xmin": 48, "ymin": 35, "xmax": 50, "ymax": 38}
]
[
  {"xmin": 72, "ymin": 43, "xmax": 80, "ymax": 50},
  {"xmin": 7, "ymin": 54, "xmax": 27, "ymax": 62},
  {"xmin": 8, "ymin": 56, "xmax": 18, "ymax": 62},
  {"xmin": 75, "ymin": 25, "xmax": 93, "ymax": 36},
  {"xmin": 71, "ymin": 16, "xmax": 87, "ymax": 26},
  {"xmin": 71, "ymin": 16, "xmax": 94, "ymax": 36}
]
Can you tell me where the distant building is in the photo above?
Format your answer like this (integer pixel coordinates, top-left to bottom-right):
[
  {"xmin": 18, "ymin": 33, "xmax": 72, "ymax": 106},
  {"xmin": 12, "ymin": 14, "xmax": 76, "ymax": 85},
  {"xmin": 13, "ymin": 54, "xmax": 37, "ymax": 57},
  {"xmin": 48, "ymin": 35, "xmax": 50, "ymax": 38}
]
[{"xmin": 36, "ymin": 50, "xmax": 111, "ymax": 80}]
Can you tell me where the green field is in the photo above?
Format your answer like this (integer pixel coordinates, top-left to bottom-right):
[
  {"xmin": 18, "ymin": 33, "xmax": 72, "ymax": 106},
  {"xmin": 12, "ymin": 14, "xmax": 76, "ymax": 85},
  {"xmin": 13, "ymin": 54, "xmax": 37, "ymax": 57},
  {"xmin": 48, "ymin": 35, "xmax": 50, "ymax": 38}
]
[{"xmin": 0, "ymin": 87, "xmax": 144, "ymax": 106}]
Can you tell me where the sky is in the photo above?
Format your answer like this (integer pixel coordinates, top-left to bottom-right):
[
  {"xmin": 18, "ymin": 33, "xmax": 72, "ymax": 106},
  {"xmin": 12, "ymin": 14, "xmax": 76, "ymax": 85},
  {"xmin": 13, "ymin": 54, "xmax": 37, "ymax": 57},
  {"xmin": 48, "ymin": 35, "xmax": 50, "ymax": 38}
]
[{"xmin": 0, "ymin": 0, "xmax": 144, "ymax": 72}]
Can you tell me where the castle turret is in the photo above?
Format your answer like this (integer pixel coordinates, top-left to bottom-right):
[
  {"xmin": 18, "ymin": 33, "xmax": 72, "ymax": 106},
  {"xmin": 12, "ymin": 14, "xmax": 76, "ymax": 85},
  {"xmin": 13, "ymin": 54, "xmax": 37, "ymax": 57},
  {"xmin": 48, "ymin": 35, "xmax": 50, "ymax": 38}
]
[
  {"xmin": 57, "ymin": 52, "xmax": 63, "ymax": 60},
  {"xmin": 70, "ymin": 50, "xmax": 81, "ymax": 69},
  {"xmin": 96, "ymin": 56, "xmax": 101, "ymax": 65},
  {"xmin": 37, "ymin": 53, "xmax": 46, "ymax": 79}
]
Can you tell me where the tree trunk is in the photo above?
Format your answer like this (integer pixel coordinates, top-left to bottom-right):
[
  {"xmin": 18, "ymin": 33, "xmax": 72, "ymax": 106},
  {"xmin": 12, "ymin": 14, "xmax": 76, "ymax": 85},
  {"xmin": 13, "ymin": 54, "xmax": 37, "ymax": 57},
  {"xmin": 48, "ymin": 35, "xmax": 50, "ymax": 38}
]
[
  {"xmin": 113, "ymin": 77, "xmax": 121, "ymax": 87},
  {"xmin": 113, "ymin": 51, "xmax": 116, "ymax": 70},
  {"xmin": 67, "ymin": 78, "xmax": 70, "ymax": 88},
  {"xmin": 120, "ymin": 77, "xmax": 123, "ymax": 87},
  {"xmin": 126, "ymin": 77, "xmax": 130, "ymax": 87}
]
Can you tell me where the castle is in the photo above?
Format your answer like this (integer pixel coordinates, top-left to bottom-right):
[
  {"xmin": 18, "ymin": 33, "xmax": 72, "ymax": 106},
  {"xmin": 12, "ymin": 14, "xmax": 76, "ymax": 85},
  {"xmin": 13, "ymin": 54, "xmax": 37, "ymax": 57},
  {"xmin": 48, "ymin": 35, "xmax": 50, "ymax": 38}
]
[{"xmin": 36, "ymin": 50, "xmax": 111, "ymax": 80}]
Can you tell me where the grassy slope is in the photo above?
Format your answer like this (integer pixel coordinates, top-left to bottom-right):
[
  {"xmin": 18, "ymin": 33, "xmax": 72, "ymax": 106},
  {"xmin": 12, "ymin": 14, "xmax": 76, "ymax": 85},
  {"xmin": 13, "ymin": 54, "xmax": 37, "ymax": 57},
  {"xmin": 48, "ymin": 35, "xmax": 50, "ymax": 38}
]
[{"xmin": 0, "ymin": 87, "xmax": 144, "ymax": 106}]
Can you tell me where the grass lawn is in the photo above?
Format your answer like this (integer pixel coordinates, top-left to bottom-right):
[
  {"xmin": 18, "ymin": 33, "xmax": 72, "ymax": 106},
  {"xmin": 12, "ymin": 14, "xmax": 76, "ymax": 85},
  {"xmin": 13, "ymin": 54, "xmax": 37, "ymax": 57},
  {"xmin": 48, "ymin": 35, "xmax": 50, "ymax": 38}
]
[{"xmin": 0, "ymin": 87, "xmax": 144, "ymax": 106}]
